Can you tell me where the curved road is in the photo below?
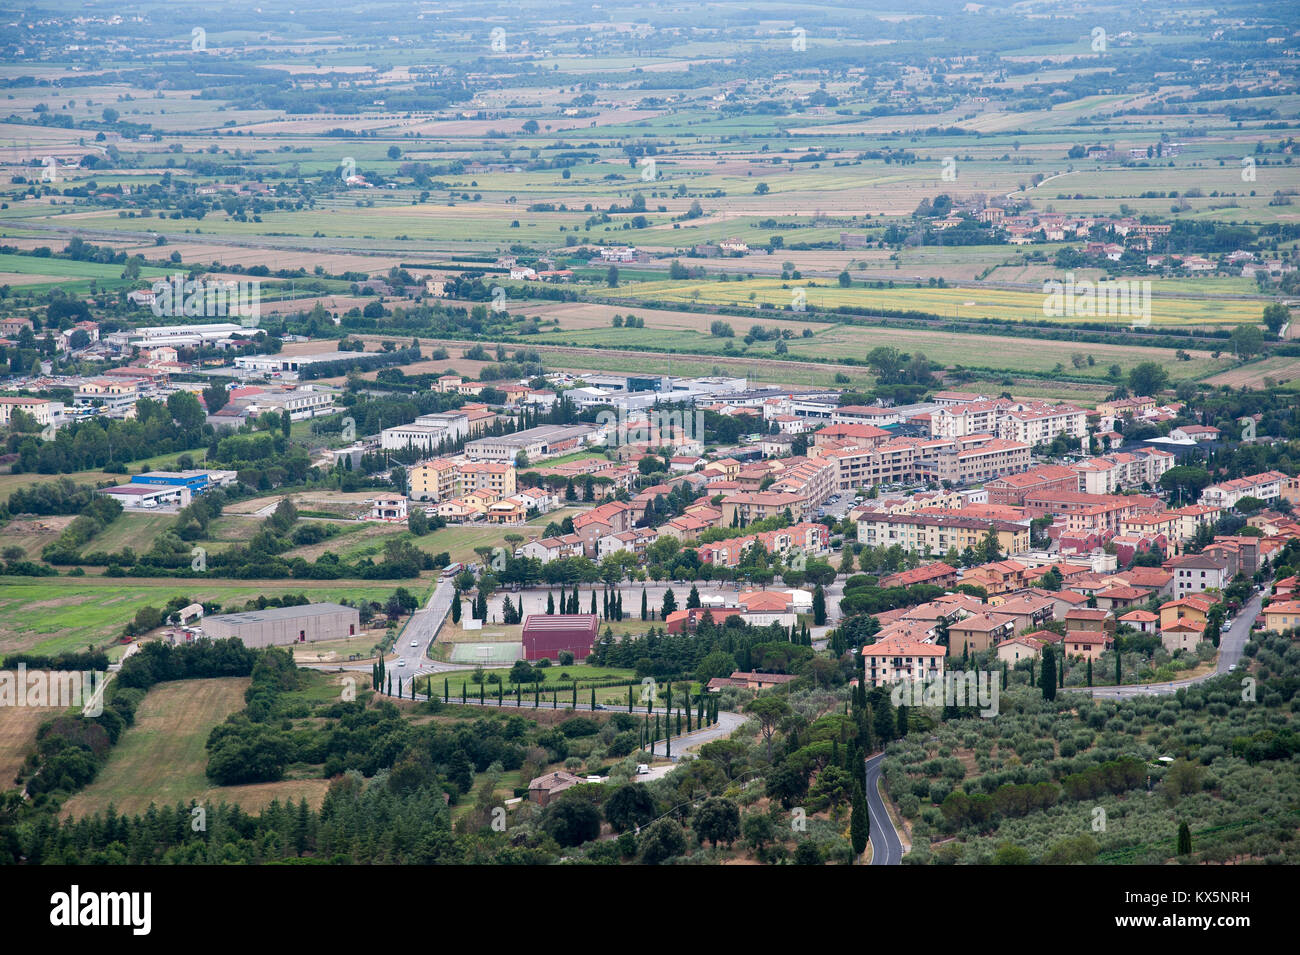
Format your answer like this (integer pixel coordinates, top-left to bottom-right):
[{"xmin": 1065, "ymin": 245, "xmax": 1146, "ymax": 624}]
[
  {"xmin": 1069, "ymin": 590, "xmax": 1262, "ymax": 700},
  {"xmin": 865, "ymin": 752, "xmax": 904, "ymax": 865}
]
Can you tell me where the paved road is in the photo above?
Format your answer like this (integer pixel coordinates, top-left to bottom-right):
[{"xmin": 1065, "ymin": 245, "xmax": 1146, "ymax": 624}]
[
  {"xmin": 1071, "ymin": 590, "xmax": 1262, "ymax": 700},
  {"xmin": 865, "ymin": 752, "xmax": 904, "ymax": 866}
]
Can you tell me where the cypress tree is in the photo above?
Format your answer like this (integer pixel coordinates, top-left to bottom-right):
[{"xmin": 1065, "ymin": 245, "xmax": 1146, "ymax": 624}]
[
  {"xmin": 546, "ymin": 591, "xmax": 554, "ymax": 614},
  {"xmin": 1086, "ymin": 657, "xmax": 1093, "ymax": 687},
  {"xmin": 590, "ymin": 591, "xmax": 597, "ymax": 615},
  {"xmin": 850, "ymin": 780, "xmax": 869, "ymax": 860},
  {"xmin": 896, "ymin": 704, "xmax": 909, "ymax": 737},
  {"xmin": 1042, "ymin": 646, "xmax": 1057, "ymax": 701},
  {"xmin": 628, "ymin": 684, "xmax": 634, "ymax": 711},
  {"xmin": 641, "ymin": 588, "xmax": 648, "ymax": 621},
  {"xmin": 1116, "ymin": 651, "xmax": 1122, "ymax": 686},
  {"xmin": 1177, "ymin": 821, "xmax": 1191, "ymax": 856},
  {"xmin": 443, "ymin": 677, "xmax": 448, "ymax": 701}
]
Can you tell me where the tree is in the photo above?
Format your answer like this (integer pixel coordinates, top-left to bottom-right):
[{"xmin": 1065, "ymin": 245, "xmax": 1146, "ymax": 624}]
[
  {"xmin": 838, "ymin": 270, "xmax": 852, "ymax": 288},
  {"xmin": 850, "ymin": 780, "xmax": 869, "ymax": 859},
  {"xmin": 606, "ymin": 265, "xmax": 619, "ymax": 288},
  {"xmin": 1127, "ymin": 361, "xmax": 1169, "ymax": 397},
  {"xmin": 640, "ymin": 818, "xmax": 687, "ymax": 865},
  {"xmin": 1231, "ymin": 323, "xmax": 1265, "ymax": 359},
  {"xmin": 748, "ymin": 695, "xmax": 789, "ymax": 759},
  {"xmin": 1041, "ymin": 645, "xmax": 1057, "ymax": 701},
  {"xmin": 202, "ymin": 383, "xmax": 229, "ymax": 414},
  {"xmin": 641, "ymin": 588, "xmax": 648, "ymax": 621},
  {"xmin": 812, "ymin": 584, "xmax": 826, "ymax": 626},
  {"xmin": 1262, "ymin": 303, "xmax": 1290, "ymax": 335},
  {"xmin": 686, "ymin": 585, "xmax": 701, "ymax": 609},
  {"xmin": 1177, "ymin": 820, "xmax": 1191, "ymax": 856},
  {"xmin": 541, "ymin": 794, "xmax": 601, "ymax": 847},
  {"xmin": 693, "ymin": 797, "xmax": 740, "ymax": 848},
  {"xmin": 661, "ymin": 588, "xmax": 677, "ymax": 618},
  {"xmin": 604, "ymin": 784, "xmax": 655, "ymax": 833}
]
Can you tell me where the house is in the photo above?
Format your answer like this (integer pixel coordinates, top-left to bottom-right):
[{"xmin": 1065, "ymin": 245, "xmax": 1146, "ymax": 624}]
[
  {"xmin": 1159, "ymin": 595, "xmax": 1214, "ymax": 631},
  {"xmin": 996, "ymin": 634, "xmax": 1046, "ymax": 666},
  {"xmin": 948, "ymin": 612, "xmax": 1017, "ymax": 656},
  {"xmin": 1161, "ymin": 617, "xmax": 1205, "ymax": 654},
  {"xmin": 1118, "ymin": 610, "xmax": 1159, "ymax": 634},
  {"xmin": 528, "ymin": 771, "xmax": 586, "ymax": 807},
  {"xmin": 1062, "ymin": 631, "xmax": 1111, "ymax": 661},
  {"xmin": 1167, "ymin": 553, "xmax": 1230, "ymax": 599},
  {"xmin": 1064, "ymin": 608, "xmax": 1109, "ymax": 633},
  {"xmin": 1263, "ymin": 600, "xmax": 1300, "ymax": 633},
  {"xmin": 368, "ymin": 496, "xmax": 407, "ymax": 522}
]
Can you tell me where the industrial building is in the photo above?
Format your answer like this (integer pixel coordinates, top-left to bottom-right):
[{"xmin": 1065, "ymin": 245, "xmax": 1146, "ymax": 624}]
[
  {"xmin": 199, "ymin": 602, "xmax": 361, "ymax": 648},
  {"xmin": 465, "ymin": 424, "xmax": 596, "ymax": 462},
  {"xmin": 521, "ymin": 614, "xmax": 598, "ymax": 662}
]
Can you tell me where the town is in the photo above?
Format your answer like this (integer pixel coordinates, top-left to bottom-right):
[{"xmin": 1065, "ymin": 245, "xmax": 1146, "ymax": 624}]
[{"xmin": 0, "ymin": 0, "xmax": 1297, "ymax": 887}]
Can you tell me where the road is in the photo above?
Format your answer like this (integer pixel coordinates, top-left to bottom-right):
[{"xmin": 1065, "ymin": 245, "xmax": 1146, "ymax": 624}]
[
  {"xmin": 1072, "ymin": 590, "xmax": 1262, "ymax": 700},
  {"xmin": 865, "ymin": 752, "xmax": 904, "ymax": 866}
]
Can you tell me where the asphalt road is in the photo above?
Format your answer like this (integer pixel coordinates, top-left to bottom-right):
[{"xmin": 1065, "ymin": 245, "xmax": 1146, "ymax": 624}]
[{"xmin": 865, "ymin": 752, "xmax": 904, "ymax": 865}]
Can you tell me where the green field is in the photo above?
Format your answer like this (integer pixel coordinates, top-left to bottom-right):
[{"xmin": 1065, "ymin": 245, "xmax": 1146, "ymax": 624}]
[{"xmin": 0, "ymin": 577, "xmax": 419, "ymax": 657}]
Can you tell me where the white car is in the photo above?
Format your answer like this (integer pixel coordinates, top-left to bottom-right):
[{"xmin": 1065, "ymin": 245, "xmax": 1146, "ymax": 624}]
[
  {"xmin": 410, "ymin": 640, "xmax": 418, "ymax": 647},
  {"xmin": 397, "ymin": 659, "xmax": 406, "ymax": 667}
]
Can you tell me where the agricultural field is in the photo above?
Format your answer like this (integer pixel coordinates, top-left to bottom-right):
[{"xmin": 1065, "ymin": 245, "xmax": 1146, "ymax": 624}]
[
  {"xmin": 60, "ymin": 676, "xmax": 334, "ymax": 818},
  {"xmin": 0, "ymin": 578, "xmax": 413, "ymax": 657}
]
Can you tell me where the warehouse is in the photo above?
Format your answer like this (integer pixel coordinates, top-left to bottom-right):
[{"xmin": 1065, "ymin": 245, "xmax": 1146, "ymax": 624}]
[
  {"xmin": 521, "ymin": 614, "xmax": 598, "ymax": 662},
  {"xmin": 200, "ymin": 602, "xmax": 361, "ymax": 648}
]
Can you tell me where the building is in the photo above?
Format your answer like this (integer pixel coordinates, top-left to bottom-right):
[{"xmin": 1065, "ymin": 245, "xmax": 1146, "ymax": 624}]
[
  {"xmin": 856, "ymin": 512, "xmax": 1030, "ymax": 556},
  {"xmin": 464, "ymin": 424, "xmax": 595, "ymax": 463},
  {"xmin": 996, "ymin": 634, "xmax": 1046, "ymax": 666},
  {"xmin": 1263, "ymin": 600, "xmax": 1300, "ymax": 633},
  {"xmin": 527, "ymin": 771, "xmax": 587, "ymax": 807},
  {"xmin": 521, "ymin": 614, "xmax": 598, "ymax": 662},
  {"xmin": 861, "ymin": 634, "xmax": 946, "ymax": 687},
  {"xmin": 1167, "ymin": 553, "xmax": 1230, "ymax": 599},
  {"xmin": 0, "ymin": 396, "xmax": 55, "ymax": 427},
  {"xmin": 986, "ymin": 465, "xmax": 1078, "ymax": 506},
  {"xmin": 948, "ymin": 612, "xmax": 1016, "ymax": 656},
  {"xmin": 200, "ymin": 602, "xmax": 361, "ymax": 648},
  {"xmin": 1200, "ymin": 471, "xmax": 1287, "ymax": 509}
]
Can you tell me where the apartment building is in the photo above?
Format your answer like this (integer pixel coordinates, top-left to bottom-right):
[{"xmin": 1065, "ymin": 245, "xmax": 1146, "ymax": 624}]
[
  {"xmin": 986, "ymin": 464, "xmax": 1079, "ymax": 506},
  {"xmin": 856, "ymin": 512, "xmax": 1031, "ymax": 556},
  {"xmin": 0, "ymin": 396, "xmax": 54, "ymax": 427},
  {"xmin": 935, "ymin": 438, "xmax": 1031, "ymax": 486},
  {"xmin": 1199, "ymin": 470, "xmax": 1287, "ymax": 509},
  {"xmin": 861, "ymin": 632, "xmax": 946, "ymax": 687},
  {"xmin": 1072, "ymin": 448, "xmax": 1175, "ymax": 495},
  {"xmin": 721, "ymin": 491, "xmax": 809, "ymax": 526}
]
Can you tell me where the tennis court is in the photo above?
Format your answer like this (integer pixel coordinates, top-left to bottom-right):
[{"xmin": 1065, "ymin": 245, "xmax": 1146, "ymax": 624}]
[{"xmin": 449, "ymin": 642, "xmax": 524, "ymax": 664}]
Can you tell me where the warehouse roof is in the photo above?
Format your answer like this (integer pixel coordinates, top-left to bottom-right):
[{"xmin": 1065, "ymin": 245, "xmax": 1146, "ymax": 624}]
[{"xmin": 203, "ymin": 602, "xmax": 355, "ymax": 625}]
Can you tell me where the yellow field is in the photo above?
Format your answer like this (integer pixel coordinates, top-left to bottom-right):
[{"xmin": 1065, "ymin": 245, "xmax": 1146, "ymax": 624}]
[{"xmin": 61, "ymin": 677, "xmax": 333, "ymax": 819}]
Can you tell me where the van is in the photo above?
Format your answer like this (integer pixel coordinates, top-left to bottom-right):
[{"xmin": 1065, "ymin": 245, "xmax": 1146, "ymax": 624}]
[{"xmin": 636, "ymin": 764, "xmax": 650, "ymax": 775}]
